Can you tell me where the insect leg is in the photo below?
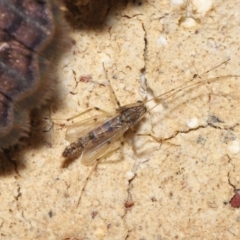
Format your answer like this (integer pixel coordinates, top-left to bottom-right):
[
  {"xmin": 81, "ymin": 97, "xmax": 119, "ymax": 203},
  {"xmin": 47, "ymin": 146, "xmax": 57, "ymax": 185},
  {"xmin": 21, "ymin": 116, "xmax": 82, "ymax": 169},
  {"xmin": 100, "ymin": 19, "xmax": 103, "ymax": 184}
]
[
  {"xmin": 137, "ymin": 133, "xmax": 164, "ymax": 142},
  {"xmin": 137, "ymin": 133, "xmax": 179, "ymax": 147},
  {"xmin": 119, "ymin": 135, "xmax": 125, "ymax": 162},
  {"xmin": 76, "ymin": 160, "xmax": 98, "ymax": 207},
  {"xmin": 102, "ymin": 63, "xmax": 122, "ymax": 108},
  {"xmin": 77, "ymin": 143, "xmax": 123, "ymax": 207},
  {"xmin": 67, "ymin": 107, "xmax": 111, "ymax": 121}
]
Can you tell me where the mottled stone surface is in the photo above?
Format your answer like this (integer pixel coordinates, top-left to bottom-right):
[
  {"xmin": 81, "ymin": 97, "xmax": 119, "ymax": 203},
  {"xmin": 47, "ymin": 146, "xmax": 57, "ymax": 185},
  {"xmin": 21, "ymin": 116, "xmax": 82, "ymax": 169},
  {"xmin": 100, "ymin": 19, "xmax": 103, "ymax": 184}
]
[
  {"xmin": 1, "ymin": 0, "xmax": 240, "ymax": 239},
  {"xmin": 0, "ymin": 0, "xmax": 65, "ymax": 149}
]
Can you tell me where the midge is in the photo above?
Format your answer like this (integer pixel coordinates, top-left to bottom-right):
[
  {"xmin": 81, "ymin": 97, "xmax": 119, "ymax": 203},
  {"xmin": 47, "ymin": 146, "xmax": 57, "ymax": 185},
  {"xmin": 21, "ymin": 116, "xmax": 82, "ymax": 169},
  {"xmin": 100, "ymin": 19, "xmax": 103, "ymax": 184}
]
[
  {"xmin": 62, "ymin": 60, "xmax": 238, "ymax": 167},
  {"xmin": 62, "ymin": 101, "xmax": 147, "ymax": 165}
]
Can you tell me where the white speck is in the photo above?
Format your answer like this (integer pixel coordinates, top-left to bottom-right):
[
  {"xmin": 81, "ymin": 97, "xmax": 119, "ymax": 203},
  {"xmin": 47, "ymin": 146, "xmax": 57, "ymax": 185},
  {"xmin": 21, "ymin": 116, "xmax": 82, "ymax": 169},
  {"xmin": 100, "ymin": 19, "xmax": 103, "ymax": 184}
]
[
  {"xmin": 100, "ymin": 53, "xmax": 112, "ymax": 66},
  {"xmin": 140, "ymin": 72, "xmax": 148, "ymax": 91},
  {"xmin": 228, "ymin": 140, "xmax": 240, "ymax": 154},
  {"xmin": 192, "ymin": 0, "xmax": 213, "ymax": 15},
  {"xmin": 180, "ymin": 17, "xmax": 197, "ymax": 28},
  {"xmin": 126, "ymin": 171, "xmax": 135, "ymax": 180},
  {"xmin": 157, "ymin": 35, "xmax": 167, "ymax": 46},
  {"xmin": 140, "ymin": 72, "xmax": 145, "ymax": 83},
  {"xmin": 184, "ymin": 69, "xmax": 191, "ymax": 76},
  {"xmin": 207, "ymin": 38, "xmax": 216, "ymax": 49},
  {"xmin": 0, "ymin": 42, "xmax": 9, "ymax": 50},
  {"xmin": 63, "ymin": 58, "xmax": 70, "ymax": 67},
  {"xmin": 170, "ymin": 0, "xmax": 185, "ymax": 6},
  {"xmin": 186, "ymin": 118, "xmax": 199, "ymax": 129}
]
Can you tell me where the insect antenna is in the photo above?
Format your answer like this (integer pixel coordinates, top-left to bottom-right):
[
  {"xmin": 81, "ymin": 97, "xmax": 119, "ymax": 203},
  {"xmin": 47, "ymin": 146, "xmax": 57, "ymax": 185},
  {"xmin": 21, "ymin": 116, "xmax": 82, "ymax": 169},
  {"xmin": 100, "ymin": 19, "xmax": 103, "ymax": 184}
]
[{"xmin": 144, "ymin": 59, "xmax": 239, "ymax": 114}]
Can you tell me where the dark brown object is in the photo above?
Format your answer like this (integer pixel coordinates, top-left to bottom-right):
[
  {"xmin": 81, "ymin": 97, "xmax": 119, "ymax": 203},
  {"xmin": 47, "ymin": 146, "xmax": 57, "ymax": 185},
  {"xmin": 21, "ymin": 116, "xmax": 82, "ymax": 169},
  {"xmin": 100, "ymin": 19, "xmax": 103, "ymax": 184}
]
[
  {"xmin": 0, "ymin": 0, "xmax": 66, "ymax": 149},
  {"xmin": 64, "ymin": 0, "xmax": 110, "ymax": 27}
]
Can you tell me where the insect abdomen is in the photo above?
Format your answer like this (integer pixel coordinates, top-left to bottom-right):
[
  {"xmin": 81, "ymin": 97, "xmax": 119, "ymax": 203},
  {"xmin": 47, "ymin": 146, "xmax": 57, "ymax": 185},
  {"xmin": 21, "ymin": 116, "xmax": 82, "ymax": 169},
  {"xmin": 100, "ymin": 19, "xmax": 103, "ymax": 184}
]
[{"xmin": 62, "ymin": 138, "xmax": 85, "ymax": 160}]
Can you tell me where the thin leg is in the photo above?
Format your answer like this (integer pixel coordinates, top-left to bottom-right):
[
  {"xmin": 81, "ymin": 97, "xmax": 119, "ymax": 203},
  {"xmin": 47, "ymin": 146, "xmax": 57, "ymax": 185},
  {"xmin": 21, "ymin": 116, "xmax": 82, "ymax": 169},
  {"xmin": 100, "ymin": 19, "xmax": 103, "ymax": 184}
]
[
  {"xmin": 102, "ymin": 63, "xmax": 121, "ymax": 108},
  {"xmin": 137, "ymin": 133, "xmax": 163, "ymax": 142},
  {"xmin": 67, "ymin": 107, "xmax": 111, "ymax": 121},
  {"xmin": 107, "ymin": 80, "xmax": 121, "ymax": 108},
  {"xmin": 76, "ymin": 161, "xmax": 98, "ymax": 207},
  {"xmin": 47, "ymin": 107, "xmax": 112, "ymax": 128},
  {"xmin": 119, "ymin": 136, "xmax": 125, "ymax": 161},
  {"xmin": 137, "ymin": 133, "xmax": 179, "ymax": 147},
  {"xmin": 77, "ymin": 142, "xmax": 123, "ymax": 207}
]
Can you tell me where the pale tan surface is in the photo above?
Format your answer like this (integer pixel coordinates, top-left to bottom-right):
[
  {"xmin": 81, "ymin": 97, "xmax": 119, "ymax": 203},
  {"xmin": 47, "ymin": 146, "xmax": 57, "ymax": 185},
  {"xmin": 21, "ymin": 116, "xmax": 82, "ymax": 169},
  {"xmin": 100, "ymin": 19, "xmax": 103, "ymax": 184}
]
[{"xmin": 1, "ymin": 0, "xmax": 240, "ymax": 239}]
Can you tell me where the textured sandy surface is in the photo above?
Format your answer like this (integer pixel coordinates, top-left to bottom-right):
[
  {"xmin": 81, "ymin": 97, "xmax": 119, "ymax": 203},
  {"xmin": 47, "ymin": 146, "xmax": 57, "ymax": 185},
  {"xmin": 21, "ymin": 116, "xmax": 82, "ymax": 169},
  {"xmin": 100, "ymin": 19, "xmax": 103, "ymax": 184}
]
[{"xmin": 1, "ymin": 0, "xmax": 240, "ymax": 239}]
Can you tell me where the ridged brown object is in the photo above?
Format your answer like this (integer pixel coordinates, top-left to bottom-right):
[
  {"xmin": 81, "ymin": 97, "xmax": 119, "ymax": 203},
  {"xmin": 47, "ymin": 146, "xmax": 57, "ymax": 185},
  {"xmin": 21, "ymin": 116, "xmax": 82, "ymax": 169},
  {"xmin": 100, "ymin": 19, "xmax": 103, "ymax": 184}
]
[{"xmin": 0, "ymin": 0, "xmax": 66, "ymax": 149}]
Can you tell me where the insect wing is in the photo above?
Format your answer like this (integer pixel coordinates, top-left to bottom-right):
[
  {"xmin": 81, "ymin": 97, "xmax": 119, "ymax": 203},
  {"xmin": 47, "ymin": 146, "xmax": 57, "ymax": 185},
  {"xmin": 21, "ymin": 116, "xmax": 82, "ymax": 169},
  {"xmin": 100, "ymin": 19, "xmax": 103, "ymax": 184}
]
[
  {"xmin": 65, "ymin": 113, "xmax": 112, "ymax": 142},
  {"xmin": 81, "ymin": 121, "xmax": 129, "ymax": 165}
]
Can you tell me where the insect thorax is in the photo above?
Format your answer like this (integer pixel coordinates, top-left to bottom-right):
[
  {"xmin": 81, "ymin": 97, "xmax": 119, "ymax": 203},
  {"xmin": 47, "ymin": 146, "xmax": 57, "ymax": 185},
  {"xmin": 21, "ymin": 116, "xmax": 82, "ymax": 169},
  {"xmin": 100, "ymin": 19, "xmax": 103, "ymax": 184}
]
[{"xmin": 119, "ymin": 103, "xmax": 147, "ymax": 126}]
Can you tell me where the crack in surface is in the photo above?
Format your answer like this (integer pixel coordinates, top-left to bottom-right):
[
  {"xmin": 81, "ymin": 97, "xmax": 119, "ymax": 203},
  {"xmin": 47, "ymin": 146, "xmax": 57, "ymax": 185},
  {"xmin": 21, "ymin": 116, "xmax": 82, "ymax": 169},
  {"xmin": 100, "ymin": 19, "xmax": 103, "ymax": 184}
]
[{"xmin": 122, "ymin": 20, "xmax": 149, "ymax": 239}]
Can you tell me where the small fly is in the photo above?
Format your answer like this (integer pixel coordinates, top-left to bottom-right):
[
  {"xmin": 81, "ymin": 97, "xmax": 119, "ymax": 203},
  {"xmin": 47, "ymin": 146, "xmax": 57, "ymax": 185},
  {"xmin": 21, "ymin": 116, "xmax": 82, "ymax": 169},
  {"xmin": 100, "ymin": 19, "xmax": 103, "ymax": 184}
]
[
  {"xmin": 62, "ymin": 101, "xmax": 147, "ymax": 166},
  {"xmin": 62, "ymin": 60, "xmax": 239, "ymax": 167}
]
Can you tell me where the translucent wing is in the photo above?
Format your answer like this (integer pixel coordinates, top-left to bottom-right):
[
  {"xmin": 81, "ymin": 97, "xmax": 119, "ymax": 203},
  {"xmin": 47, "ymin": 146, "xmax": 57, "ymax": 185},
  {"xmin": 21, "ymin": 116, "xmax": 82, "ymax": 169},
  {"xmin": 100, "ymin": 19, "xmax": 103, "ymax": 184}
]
[
  {"xmin": 65, "ymin": 113, "xmax": 113, "ymax": 142},
  {"xmin": 80, "ymin": 120, "xmax": 130, "ymax": 165}
]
